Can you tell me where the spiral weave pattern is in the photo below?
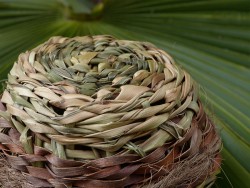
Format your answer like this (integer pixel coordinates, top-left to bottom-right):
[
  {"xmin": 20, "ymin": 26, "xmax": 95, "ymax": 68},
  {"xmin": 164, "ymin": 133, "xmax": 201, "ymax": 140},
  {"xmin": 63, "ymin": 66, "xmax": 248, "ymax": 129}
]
[{"xmin": 0, "ymin": 35, "xmax": 221, "ymax": 187}]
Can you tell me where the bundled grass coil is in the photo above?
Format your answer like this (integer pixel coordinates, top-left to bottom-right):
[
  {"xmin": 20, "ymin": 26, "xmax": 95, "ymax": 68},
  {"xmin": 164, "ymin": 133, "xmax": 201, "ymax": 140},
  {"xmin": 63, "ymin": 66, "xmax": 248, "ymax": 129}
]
[{"xmin": 0, "ymin": 35, "xmax": 221, "ymax": 188}]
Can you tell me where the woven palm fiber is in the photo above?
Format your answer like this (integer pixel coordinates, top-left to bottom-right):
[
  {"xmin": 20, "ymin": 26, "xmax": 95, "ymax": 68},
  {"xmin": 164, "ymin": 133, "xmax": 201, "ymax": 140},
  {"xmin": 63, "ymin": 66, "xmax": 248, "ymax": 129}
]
[{"xmin": 0, "ymin": 35, "xmax": 221, "ymax": 188}]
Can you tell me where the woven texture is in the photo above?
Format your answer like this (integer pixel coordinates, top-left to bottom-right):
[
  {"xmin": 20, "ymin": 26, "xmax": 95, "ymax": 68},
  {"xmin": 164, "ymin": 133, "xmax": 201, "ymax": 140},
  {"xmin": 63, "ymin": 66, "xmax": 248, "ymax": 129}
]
[{"xmin": 0, "ymin": 35, "xmax": 221, "ymax": 188}]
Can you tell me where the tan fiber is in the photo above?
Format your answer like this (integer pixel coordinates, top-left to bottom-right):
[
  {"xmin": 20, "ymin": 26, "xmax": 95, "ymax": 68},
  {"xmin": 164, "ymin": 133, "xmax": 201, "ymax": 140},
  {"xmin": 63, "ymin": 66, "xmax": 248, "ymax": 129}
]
[{"xmin": 0, "ymin": 35, "xmax": 221, "ymax": 187}]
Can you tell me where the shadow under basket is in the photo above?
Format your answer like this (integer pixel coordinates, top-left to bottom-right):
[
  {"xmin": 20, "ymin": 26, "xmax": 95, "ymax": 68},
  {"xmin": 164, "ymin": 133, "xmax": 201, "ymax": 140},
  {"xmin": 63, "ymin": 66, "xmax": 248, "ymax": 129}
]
[{"xmin": 0, "ymin": 35, "xmax": 221, "ymax": 188}]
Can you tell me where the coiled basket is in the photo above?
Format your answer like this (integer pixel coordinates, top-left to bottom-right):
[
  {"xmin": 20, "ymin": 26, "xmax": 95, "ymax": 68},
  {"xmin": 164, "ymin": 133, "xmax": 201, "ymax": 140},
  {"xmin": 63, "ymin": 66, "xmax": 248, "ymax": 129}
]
[{"xmin": 0, "ymin": 35, "xmax": 221, "ymax": 188}]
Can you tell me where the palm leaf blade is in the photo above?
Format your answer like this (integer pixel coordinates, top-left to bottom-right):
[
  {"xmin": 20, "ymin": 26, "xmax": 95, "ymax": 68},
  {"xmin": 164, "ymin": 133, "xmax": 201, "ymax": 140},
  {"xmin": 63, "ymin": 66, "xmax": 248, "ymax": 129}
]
[{"xmin": 0, "ymin": 0, "xmax": 249, "ymax": 187}]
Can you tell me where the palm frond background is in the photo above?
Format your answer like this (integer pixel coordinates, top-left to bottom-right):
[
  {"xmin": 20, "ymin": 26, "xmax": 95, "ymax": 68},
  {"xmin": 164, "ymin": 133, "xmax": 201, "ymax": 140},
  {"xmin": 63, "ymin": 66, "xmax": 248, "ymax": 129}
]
[{"xmin": 0, "ymin": 0, "xmax": 249, "ymax": 187}]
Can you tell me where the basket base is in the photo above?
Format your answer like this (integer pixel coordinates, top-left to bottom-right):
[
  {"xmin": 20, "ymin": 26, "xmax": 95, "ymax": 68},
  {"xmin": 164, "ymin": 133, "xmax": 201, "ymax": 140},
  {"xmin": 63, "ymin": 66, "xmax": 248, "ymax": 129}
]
[
  {"xmin": 0, "ymin": 156, "xmax": 34, "ymax": 188},
  {"xmin": 0, "ymin": 153, "xmax": 220, "ymax": 188}
]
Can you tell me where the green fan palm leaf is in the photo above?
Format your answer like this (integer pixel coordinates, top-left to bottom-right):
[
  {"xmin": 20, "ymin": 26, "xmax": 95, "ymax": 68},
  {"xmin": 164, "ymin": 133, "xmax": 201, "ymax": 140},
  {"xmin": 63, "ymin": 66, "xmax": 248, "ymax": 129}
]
[{"xmin": 0, "ymin": 0, "xmax": 249, "ymax": 187}]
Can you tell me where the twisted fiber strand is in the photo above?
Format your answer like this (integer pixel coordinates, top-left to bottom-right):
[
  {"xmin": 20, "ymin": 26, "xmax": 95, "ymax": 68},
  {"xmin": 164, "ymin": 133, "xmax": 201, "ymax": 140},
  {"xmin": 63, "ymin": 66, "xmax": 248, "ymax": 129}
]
[{"xmin": 0, "ymin": 35, "xmax": 221, "ymax": 187}]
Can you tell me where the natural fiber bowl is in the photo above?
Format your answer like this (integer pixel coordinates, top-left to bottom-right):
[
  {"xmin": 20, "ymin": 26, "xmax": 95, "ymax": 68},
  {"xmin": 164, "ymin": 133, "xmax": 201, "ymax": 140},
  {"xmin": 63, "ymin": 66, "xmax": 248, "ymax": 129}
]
[{"xmin": 0, "ymin": 35, "xmax": 221, "ymax": 188}]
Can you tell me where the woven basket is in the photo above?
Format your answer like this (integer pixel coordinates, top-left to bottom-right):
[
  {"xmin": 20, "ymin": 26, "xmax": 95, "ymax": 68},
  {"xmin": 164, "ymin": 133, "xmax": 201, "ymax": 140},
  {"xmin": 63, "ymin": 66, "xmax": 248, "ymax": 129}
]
[{"xmin": 0, "ymin": 35, "xmax": 221, "ymax": 188}]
